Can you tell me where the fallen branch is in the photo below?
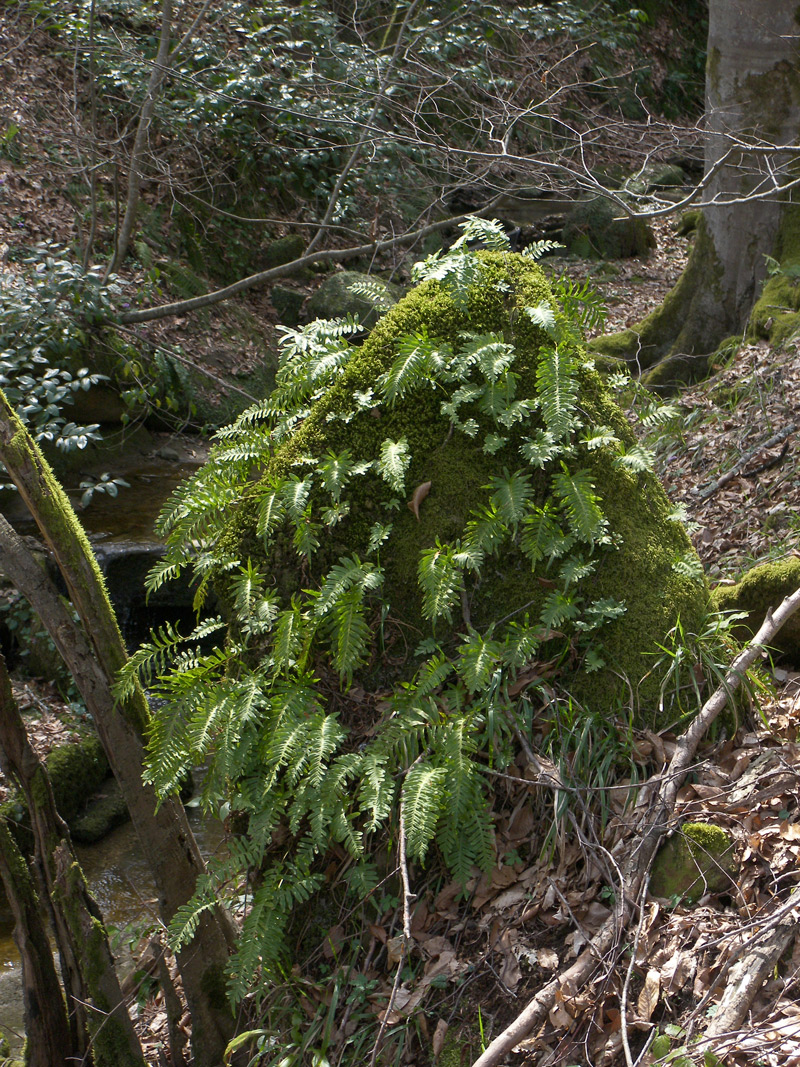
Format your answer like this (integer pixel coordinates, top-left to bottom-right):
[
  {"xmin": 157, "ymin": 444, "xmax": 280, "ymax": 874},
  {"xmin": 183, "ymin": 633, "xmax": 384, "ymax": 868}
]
[
  {"xmin": 696, "ymin": 423, "xmax": 796, "ymax": 500},
  {"xmin": 702, "ymin": 886, "xmax": 800, "ymax": 1046},
  {"xmin": 117, "ymin": 205, "xmax": 505, "ymax": 325},
  {"xmin": 471, "ymin": 583, "xmax": 800, "ymax": 1067}
]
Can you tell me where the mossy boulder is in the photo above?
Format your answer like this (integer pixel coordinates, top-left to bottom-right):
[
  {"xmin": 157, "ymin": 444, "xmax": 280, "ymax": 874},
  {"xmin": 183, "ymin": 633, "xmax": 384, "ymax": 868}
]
[
  {"xmin": 713, "ymin": 558, "xmax": 800, "ymax": 660},
  {"xmin": 650, "ymin": 822, "xmax": 736, "ymax": 904},
  {"xmin": 225, "ymin": 251, "xmax": 709, "ymax": 718},
  {"xmin": 304, "ymin": 270, "xmax": 403, "ymax": 330},
  {"xmin": 46, "ymin": 735, "xmax": 109, "ymax": 824},
  {"xmin": 561, "ymin": 198, "xmax": 655, "ymax": 260}
]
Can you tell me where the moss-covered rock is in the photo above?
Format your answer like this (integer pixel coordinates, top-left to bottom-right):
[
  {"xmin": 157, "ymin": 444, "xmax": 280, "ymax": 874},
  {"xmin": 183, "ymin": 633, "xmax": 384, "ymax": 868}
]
[
  {"xmin": 304, "ymin": 270, "xmax": 403, "ymax": 330},
  {"xmin": 713, "ymin": 558, "xmax": 800, "ymax": 660},
  {"xmin": 46, "ymin": 736, "xmax": 109, "ymax": 825},
  {"xmin": 225, "ymin": 251, "xmax": 709, "ymax": 718},
  {"xmin": 650, "ymin": 822, "xmax": 736, "ymax": 904},
  {"xmin": 561, "ymin": 198, "xmax": 655, "ymax": 260},
  {"xmin": 624, "ymin": 163, "xmax": 687, "ymax": 198}
]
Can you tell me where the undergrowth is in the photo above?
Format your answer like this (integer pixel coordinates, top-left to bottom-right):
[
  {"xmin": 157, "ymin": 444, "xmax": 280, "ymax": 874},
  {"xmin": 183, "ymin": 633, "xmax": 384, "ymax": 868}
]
[{"xmin": 118, "ymin": 221, "xmax": 711, "ymax": 1040}]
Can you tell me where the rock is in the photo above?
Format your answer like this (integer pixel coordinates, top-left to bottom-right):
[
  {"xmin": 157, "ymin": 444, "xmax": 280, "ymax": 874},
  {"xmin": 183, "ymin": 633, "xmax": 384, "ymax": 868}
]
[
  {"xmin": 650, "ymin": 822, "xmax": 736, "ymax": 904},
  {"xmin": 304, "ymin": 270, "xmax": 403, "ymax": 330},
  {"xmin": 260, "ymin": 234, "xmax": 306, "ymax": 272},
  {"xmin": 713, "ymin": 558, "xmax": 800, "ymax": 661},
  {"xmin": 561, "ymin": 198, "xmax": 655, "ymax": 259},
  {"xmin": 70, "ymin": 777, "xmax": 130, "ymax": 844},
  {"xmin": 271, "ymin": 284, "xmax": 306, "ymax": 327},
  {"xmin": 227, "ymin": 250, "xmax": 709, "ymax": 718},
  {"xmin": 624, "ymin": 163, "xmax": 688, "ymax": 197},
  {"xmin": 46, "ymin": 735, "xmax": 109, "ymax": 824}
]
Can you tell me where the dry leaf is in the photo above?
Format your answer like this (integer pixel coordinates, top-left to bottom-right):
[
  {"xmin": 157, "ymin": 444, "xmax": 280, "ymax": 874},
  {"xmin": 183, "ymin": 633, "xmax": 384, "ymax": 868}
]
[{"xmin": 637, "ymin": 968, "xmax": 660, "ymax": 1022}]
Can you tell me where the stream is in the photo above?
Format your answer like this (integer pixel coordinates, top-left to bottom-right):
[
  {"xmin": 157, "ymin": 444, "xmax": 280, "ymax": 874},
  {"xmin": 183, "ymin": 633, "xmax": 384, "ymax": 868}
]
[{"xmin": 0, "ymin": 807, "xmax": 226, "ymax": 1052}]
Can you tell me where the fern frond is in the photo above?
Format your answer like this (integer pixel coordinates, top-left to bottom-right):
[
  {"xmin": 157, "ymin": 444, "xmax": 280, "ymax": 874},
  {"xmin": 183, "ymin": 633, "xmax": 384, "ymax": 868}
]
[
  {"xmin": 418, "ymin": 541, "xmax": 463, "ymax": 623},
  {"xmin": 487, "ymin": 468, "xmax": 533, "ymax": 527},
  {"xmin": 552, "ymin": 465, "xmax": 604, "ymax": 542},
  {"xmin": 614, "ymin": 444, "xmax": 654, "ymax": 472},
  {"xmin": 580, "ymin": 426, "xmax": 620, "ymax": 451},
  {"xmin": 521, "ymin": 429, "xmax": 561, "ymax": 469},
  {"xmin": 524, "ymin": 301, "xmax": 557, "ymax": 338},
  {"xmin": 329, "ymin": 586, "xmax": 370, "ymax": 681},
  {"xmin": 378, "ymin": 436, "xmax": 411, "ymax": 493},
  {"xmin": 520, "ymin": 505, "xmax": 569, "ymax": 566},
  {"xmin": 522, "ymin": 239, "xmax": 565, "ymax": 260},
  {"xmin": 456, "ymin": 631, "xmax": 503, "ymax": 693},
  {"xmin": 537, "ymin": 344, "xmax": 579, "ymax": 440},
  {"xmin": 402, "ymin": 763, "xmax": 447, "ymax": 861},
  {"xmin": 540, "ymin": 589, "xmax": 579, "ymax": 630},
  {"xmin": 380, "ymin": 328, "xmax": 452, "ymax": 404}
]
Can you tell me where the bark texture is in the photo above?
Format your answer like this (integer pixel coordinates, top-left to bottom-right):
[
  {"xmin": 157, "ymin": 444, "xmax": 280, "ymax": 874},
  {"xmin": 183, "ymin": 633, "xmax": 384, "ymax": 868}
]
[
  {"xmin": 0, "ymin": 395, "xmax": 236, "ymax": 1067},
  {"xmin": 593, "ymin": 0, "xmax": 800, "ymax": 378},
  {"xmin": 0, "ymin": 654, "xmax": 145, "ymax": 1066},
  {"xmin": 0, "ymin": 821, "xmax": 72, "ymax": 1067}
]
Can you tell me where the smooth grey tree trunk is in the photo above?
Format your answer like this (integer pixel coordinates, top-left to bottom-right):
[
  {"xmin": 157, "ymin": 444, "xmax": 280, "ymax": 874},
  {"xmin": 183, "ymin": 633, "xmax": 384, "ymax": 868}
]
[{"xmin": 593, "ymin": 0, "xmax": 800, "ymax": 378}]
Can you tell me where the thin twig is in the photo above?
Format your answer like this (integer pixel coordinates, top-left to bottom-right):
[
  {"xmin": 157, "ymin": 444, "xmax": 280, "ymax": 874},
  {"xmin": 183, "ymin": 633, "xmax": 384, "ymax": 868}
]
[
  {"xmin": 367, "ymin": 802, "xmax": 415, "ymax": 1067},
  {"xmin": 696, "ymin": 423, "xmax": 796, "ymax": 500}
]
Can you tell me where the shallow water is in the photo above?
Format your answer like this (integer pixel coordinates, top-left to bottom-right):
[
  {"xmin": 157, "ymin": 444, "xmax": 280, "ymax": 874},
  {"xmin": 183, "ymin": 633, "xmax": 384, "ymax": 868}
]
[{"xmin": 0, "ymin": 805, "xmax": 226, "ymax": 1051}]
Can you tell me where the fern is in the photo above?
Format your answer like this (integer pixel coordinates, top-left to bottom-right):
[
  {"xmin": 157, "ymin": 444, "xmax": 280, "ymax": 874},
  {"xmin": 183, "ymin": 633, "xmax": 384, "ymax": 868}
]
[
  {"xmin": 402, "ymin": 763, "xmax": 447, "ymax": 861},
  {"xmin": 487, "ymin": 468, "xmax": 533, "ymax": 527},
  {"xmin": 522, "ymin": 238, "xmax": 565, "ymax": 260},
  {"xmin": 377, "ymin": 436, "xmax": 411, "ymax": 493},
  {"xmin": 524, "ymin": 301, "xmax": 557, "ymax": 338},
  {"xmin": 418, "ymin": 541, "xmax": 464, "ymax": 623},
  {"xmin": 552, "ymin": 465, "xmax": 605, "ymax": 542},
  {"xmin": 329, "ymin": 586, "xmax": 371, "ymax": 682},
  {"xmin": 614, "ymin": 443, "xmax": 654, "ymax": 472},
  {"xmin": 380, "ymin": 328, "xmax": 452, "ymax": 404},
  {"xmin": 537, "ymin": 344, "xmax": 579, "ymax": 440},
  {"xmin": 552, "ymin": 275, "xmax": 607, "ymax": 333}
]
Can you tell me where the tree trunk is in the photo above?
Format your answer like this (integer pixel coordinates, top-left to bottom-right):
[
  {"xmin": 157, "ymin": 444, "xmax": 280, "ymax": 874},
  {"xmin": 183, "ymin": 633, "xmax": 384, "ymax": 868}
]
[
  {"xmin": 0, "ymin": 822, "xmax": 73, "ymax": 1067},
  {"xmin": 592, "ymin": 0, "xmax": 800, "ymax": 383},
  {"xmin": 0, "ymin": 395, "xmax": 237, "ymax": 1067},
  {"xmin": 0, "ymin": 654, "xmax": 146, "ymax": 1067}
]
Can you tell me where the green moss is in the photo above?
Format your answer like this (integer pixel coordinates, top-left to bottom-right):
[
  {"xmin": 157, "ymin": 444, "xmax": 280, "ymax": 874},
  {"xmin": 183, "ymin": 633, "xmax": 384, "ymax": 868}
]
[
  {"xmin": 713, "ymin": 557, "xmax": 800, "ymax": 659},
  {"xmin": 748, "ymin": 204, "xmax": 800, "ymax": 345},
  {"xmin": 200, "ymin": 962, "xmax": 230, "ymax": 1012},
  {"xmin": 46, "ymin": 736, "xmax": 109, "ymax": 824},
  {"xmin": 224, "ymin": 250, "xmax": 708, "ymax": 719},
  {"xmin": 650, "ymin": 822, "xmax": 735, "ymax": 904},
  {"xmin": 640, "ymin": 351, "xmax": 711, "ymax": 394}
]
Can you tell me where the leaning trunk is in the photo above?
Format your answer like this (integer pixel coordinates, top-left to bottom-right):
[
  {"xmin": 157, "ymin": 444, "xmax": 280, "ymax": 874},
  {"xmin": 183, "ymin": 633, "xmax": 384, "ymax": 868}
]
[
  {"xmin": 0, "ymin": 822, "xmax": 73, "ymax": 1067},
  {"xmin": 592, "ymin": 0, "xmax": 800, "ymax": 383},
  {"xmin": 0, "ymin": 394, "xmax": 237, "ymax": 1067},
  {"xmin": 0, "ymin": 655, "xmax": 146, "ymax": 1067}
]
